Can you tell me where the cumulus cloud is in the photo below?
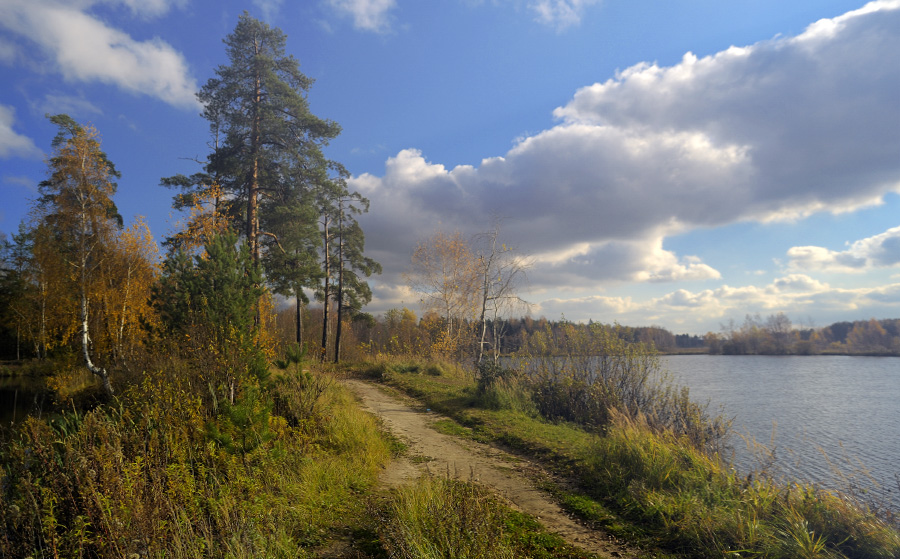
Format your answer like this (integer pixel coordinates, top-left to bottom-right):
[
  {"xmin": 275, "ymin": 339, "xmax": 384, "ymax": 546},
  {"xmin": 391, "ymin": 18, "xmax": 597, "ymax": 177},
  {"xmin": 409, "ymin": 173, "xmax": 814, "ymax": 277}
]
[
  {"xmin": 532, "ymin": 274, "xmax": 900, "ymax": 331},
  {"xmin": 0, "ymin": 105, "xmax": 42, "ymax": 159},
  {"xmin": 326, "ymin": 0, "xmax": 396, "ymax": 33},
  {"xmin": 355, "ymin": 1, "xmax": 900, "ymax": 320},
  {"xmin": 788, "ymin": 226, "xmax": 900, "ymax": 273},
  {"xmin": 528, "ymin": 237, "xmax": 720, "ymax": 287},
  {"xmin": 0, "ymin": 0, "xmax": 199, "ymax": 109},
  {"xmin": 556, "ymin": 1, "xmax": 900, "ymax": 215}
]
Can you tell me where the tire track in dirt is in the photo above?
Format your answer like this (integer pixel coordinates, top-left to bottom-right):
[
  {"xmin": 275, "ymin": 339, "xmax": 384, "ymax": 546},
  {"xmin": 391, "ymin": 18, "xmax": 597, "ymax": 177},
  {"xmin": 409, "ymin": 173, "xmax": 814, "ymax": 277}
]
[{"xmin": 344, "ymin": 379, "xmax": 643, "ymax": 559}]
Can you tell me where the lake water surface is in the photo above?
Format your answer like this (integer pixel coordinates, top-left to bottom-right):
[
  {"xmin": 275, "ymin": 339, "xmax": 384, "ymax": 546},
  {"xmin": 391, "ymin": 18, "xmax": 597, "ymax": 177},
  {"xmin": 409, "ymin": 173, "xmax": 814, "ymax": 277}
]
[
  {"xmin": 0, "ymin": 375, "xmax": 49, "ymax": 426},
  {"xmin": 662, "ymin": 355, "xmax": 899, "ymax": 510}
]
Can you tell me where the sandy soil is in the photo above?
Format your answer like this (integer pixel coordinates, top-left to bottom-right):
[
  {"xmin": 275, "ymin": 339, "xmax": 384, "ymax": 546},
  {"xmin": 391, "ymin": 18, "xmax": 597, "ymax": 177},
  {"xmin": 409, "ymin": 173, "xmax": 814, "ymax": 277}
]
[{"xmin": 344, "ymin": 378, "xmax": 646, "ymax": 559}]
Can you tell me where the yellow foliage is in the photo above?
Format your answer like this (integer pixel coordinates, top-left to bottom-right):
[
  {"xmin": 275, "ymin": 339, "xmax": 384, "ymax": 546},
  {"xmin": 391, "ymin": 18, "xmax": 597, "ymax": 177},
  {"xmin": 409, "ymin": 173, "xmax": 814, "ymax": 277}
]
[
  {"xmin": 168, "ymin": 181, "xmax": 231, "ymax": 256},
  {"xmin": 254, "ymin": 288, "xmax": 278, "ymax": 360}
]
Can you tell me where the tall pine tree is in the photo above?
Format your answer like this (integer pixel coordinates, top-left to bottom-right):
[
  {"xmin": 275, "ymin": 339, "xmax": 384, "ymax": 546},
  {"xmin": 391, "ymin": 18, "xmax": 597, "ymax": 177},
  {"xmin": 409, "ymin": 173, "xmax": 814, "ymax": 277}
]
[{"xmin": 199, "ymin": 12, "xmax": 340, "ymax": 269}]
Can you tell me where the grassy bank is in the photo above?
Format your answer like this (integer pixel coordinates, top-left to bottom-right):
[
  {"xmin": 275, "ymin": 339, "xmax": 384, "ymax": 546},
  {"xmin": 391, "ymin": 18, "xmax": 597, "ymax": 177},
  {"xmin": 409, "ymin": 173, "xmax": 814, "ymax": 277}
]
[
  {"xmin": 0, "ymin": 360, "xmax": 392, "ymax": 558},
  {"xmin": 1, "ymin": 355, "xmax": 618, "ymax": 559},
  {"xmin": 5, "ymin": 350, "xmax": 897, "ymax": 558},
  {"xmin": 355, "ymin": 357, "xmax": 900, "ymax": 559}
]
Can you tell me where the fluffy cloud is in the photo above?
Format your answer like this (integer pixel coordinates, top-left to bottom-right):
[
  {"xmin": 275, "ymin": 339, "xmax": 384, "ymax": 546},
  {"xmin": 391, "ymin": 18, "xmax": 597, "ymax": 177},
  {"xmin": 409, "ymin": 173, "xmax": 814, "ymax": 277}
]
[
  {"xmin": 554, "ymin": 1, "xmax": 900, "ymax": 221},
  {"xmin": 355, "ymin": 1, "xmax": 900, "ymax": 321},
  {"xmin": 0, "ymin": 0, "xmax": 199, "ymax": 109},
  {"xmin": 113, "ymin": 0, "xmax": 185, "ymax": 18},
  {"xmin": 788, "ymin": 226, "xmax": 900, "ymax": 273},
  {"xmin": 0, "ymin": 105, "xmax": 42, "ymax": 159},
  {"xmin": 326, "ymin": 0, "xmax": 397, "ymax": 33}
]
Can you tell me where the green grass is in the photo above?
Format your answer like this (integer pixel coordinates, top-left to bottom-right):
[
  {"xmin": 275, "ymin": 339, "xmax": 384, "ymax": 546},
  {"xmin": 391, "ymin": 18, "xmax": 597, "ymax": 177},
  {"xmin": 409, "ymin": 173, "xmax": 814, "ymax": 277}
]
[
  {"xmin": 0, "ymin": 363, "xmax": 393, "ymax": 559},
  {"xmin": 377, "ymin": 474, "xmax": 598, "ymax": 559},
  {"xmin": 355, "ymin": 357, "xmax": 900, "ymax": 559}
]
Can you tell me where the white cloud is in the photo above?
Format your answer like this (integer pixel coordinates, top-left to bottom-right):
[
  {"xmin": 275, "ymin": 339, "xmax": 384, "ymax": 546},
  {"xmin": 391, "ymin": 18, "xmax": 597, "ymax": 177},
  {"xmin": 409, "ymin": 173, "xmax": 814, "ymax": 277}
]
[
  {"xmin": 553, "ymin": 3, "xmax": 900, "ymax": 219},
  {"xmin": 0, "ymin": 0, "xmax": 200, "ymax": 109},
  {"xmin": 356, "ymin": 1, "xmax": 900, "ymax": 310},
  {"xmin": 532, "ymin": 274, "xmax": 900, "ymax": 331},
  {"xmin": 787, "ymin": 226, "xmax": 900, "ymax": 273},
  {"xmin": 326, "ymin": 0, "xmax": 397, "ymax": 33},
  {"xmin": 771, "ymin": 274, "xmax": 829, "ymax": 293},
  {"xmin": 252, "ymin": 0, "xmax": 283, "ymax": 22},
  {"xmin": 530, "ymin": 0, "xmax": 601, "ymax": 30},
  {"xmin": 0, "ymin": 105, "xmax": 42, "ymax": 159},
  {"xmin": 110, "ymin": 0, "xmax": 185, "ymax": 18}
]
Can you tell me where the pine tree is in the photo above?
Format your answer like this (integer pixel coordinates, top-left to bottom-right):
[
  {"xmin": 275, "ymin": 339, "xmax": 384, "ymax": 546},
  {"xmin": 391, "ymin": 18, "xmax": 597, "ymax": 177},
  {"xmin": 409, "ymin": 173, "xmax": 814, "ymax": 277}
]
[{"xmin": 198, "ymin": 12, "xmax": 341, "ymax": 269}]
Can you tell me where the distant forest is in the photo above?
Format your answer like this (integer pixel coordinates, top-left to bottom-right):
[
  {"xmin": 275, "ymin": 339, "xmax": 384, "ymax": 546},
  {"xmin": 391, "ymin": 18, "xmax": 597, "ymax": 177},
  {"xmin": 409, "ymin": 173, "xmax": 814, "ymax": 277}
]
[
  {"xmin": 703, "ymin": 313, "xmax": 900, "ymax": 356},
  {"xmin": 261, "ymin": 308, "xmax": 900, "ymax": 360}
]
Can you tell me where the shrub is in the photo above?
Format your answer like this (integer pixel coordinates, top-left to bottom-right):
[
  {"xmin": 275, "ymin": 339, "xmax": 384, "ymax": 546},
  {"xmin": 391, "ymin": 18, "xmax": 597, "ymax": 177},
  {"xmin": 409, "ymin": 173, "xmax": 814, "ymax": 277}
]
[
  {"xmin": 518, "ymin": 322, "xmax": 730, "ymax": 454},
  {"xmin": 474, "ymin": 359, "xmax": 515, "ymax": 395}
]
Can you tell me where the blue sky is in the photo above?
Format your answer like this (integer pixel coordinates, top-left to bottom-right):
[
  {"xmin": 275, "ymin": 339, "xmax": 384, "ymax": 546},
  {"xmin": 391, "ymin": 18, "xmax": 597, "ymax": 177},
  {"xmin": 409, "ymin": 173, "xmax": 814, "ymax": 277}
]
[{"xmin": 1, "ymin": 0, "xmax": 899, "ymax": 334}]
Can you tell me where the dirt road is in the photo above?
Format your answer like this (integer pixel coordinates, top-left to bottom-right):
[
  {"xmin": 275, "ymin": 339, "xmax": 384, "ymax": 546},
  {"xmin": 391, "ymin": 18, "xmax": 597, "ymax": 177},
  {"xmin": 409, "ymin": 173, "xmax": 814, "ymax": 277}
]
[{"xmin": 344, "ymin": 378, "xmax": 642, "ymax": 559}]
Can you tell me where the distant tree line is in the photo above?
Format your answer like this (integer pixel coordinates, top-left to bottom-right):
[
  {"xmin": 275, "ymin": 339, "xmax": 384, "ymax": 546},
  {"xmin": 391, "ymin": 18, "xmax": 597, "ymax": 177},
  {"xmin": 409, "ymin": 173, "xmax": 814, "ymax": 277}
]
[
  {"xmin": 283, "ymin": 307, "xmax": 701, "ymax": 362},
  {"xmin": 706, "ymin": 313, "xmax": 900, "ymax": 356},
  {"xmin": 264, "ymin": 305, "xmax": 900, "ymax": 362}
]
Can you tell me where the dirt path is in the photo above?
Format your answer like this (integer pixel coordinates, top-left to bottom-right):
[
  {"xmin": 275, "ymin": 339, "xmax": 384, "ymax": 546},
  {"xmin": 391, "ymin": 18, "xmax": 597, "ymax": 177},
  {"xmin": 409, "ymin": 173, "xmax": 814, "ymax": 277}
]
[{"xmin": 344, "ymin": 379, "xmax": 642, "ymax": 559}]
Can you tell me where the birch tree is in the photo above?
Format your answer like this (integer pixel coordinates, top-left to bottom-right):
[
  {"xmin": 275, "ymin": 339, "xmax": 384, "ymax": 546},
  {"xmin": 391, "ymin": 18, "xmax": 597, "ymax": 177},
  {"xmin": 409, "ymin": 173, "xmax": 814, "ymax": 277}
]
[
  {"xmin": 36, "ymin": 115, "xmax": 121, "ymax": 395},
  {"xmin": 406, "ymin": 231, "xmax": 479, "ymax": 358},
  {"xmin": 473, "ymin": 224, "xmax": 530, "ymax": 363}
]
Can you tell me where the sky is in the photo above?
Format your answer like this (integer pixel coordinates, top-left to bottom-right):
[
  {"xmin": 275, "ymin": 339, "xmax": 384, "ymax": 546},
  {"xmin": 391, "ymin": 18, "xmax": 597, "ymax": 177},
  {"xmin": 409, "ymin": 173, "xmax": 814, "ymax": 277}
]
[{"xmin": 1, "ymin": 0, "xmax": 899, "ymax": 335}]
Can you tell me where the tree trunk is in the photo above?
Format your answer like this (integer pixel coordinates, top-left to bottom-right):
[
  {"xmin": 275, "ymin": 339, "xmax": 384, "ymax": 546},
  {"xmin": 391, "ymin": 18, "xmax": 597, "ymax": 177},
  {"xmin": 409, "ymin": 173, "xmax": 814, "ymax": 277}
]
[
  {"xmin": 82, "ymin": 293, "xmax": 113, "ymax": 396},
  {"xmin": 116, "ymin": 263, "xmax": 132, "ymax": 361},
  {"xmin": 295, "ymin": 289, "xmax": 303, "ymax": 346},
  {"xmin": 320, "ymin": 213, "xmax": 330, "ymax": 362},
  {"xmin": 334, "ymin": 207, "xmax": 344, "ymax": 364},
  {"xmin": 248, "ymin": 40, "xmax": 262, "ymax": 268}
]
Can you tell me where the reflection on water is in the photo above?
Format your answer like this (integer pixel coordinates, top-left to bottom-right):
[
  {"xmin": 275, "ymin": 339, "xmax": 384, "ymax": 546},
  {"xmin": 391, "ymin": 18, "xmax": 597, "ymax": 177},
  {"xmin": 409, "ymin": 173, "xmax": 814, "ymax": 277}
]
[
  {"xmin": 662, "ymin": 355, "xmax": 900, "ymax": 511},
  {"xmin": 0, "ymin": 375, "xmax": 49, "ymax": 426}
]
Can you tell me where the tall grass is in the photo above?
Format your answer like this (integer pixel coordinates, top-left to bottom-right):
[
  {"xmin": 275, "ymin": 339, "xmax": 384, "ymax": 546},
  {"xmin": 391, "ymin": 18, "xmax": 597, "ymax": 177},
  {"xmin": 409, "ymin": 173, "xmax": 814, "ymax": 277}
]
[
  {"xmin": 516, "ymin": 322, "xmax": 731, "ymax": 454},
  {"xmin": 582, "ymin": 410, "xmax": 900, "ymax": 557},
  {"xmin": 378, "ymin": 474, "xmax": 594, "ymax": 559},
  {"xmin": 0, "ymin": 360, "xmax": 391, "ymax": 558},
  {"xmin": 371, "ymin": 356, "xmax": 900, "ymax": 559},
  {"xmin": 379, "ymin": 476, "xmax": 517, "ymax": 559}
]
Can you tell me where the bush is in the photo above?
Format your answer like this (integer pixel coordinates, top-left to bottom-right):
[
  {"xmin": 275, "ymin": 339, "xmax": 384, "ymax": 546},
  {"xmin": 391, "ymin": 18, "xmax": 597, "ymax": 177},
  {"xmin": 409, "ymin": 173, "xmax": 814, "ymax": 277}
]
[
  {"xmin": 474, "ymin": 360, "xmax": 516, "ymax": 395},
  {"xmin": 518, "ymin": 322, "xmax": 730, "ymax": 454}
]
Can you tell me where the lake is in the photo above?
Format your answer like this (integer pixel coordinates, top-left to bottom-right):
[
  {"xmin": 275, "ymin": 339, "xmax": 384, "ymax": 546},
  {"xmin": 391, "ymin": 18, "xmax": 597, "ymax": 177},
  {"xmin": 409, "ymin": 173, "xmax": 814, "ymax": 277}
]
[
  {"xmin": 662, "ymin": 355, "xmax": 899, "ymax": 511},
  {"xmin": 0, "ymin": 375, "xmax": 49, "ymax": 426}
]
